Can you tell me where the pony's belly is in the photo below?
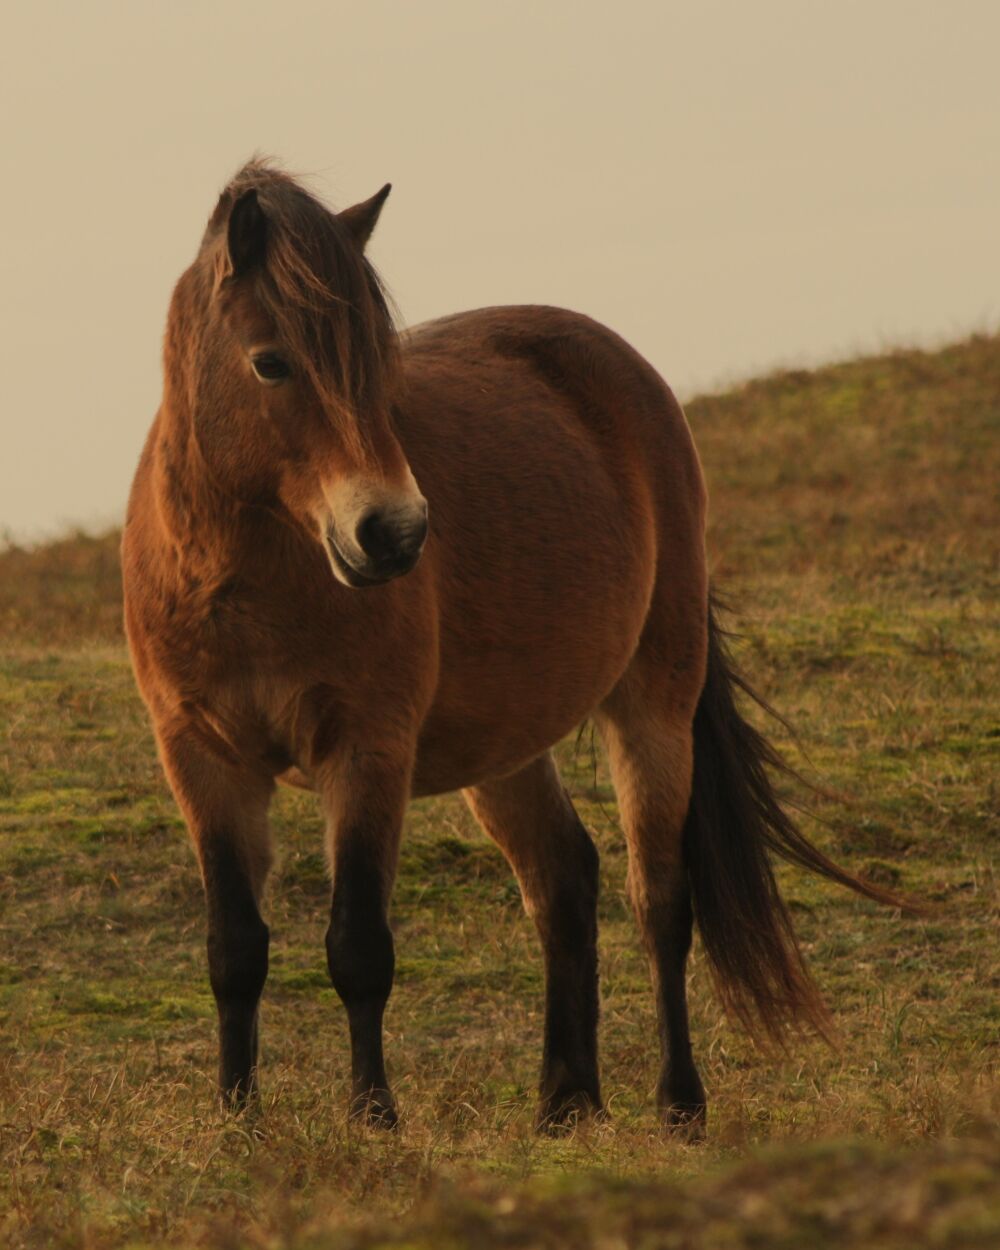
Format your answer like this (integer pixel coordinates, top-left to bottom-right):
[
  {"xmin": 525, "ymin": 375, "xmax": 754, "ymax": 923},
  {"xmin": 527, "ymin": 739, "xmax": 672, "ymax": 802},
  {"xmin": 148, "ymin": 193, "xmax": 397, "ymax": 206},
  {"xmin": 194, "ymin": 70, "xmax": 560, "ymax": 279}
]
[
  {"xmin": 410, "ymin": 659, "xmax": 626, "ymax": 796},
  {"xmin": 411, "ymin": 570, "xmax": 651, "ymax": 796},
  {"xmin": 410, "ymin": 716, "xmax": 591, "ymax": 797}
]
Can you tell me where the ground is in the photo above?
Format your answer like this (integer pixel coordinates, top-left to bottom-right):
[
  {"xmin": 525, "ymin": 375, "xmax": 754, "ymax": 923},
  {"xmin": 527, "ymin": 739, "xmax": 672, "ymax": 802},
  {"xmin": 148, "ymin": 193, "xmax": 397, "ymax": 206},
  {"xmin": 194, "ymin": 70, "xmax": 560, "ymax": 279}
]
[{"xmin": 0, "ymin": 335, "xmax": 997, "ymax": 1247}]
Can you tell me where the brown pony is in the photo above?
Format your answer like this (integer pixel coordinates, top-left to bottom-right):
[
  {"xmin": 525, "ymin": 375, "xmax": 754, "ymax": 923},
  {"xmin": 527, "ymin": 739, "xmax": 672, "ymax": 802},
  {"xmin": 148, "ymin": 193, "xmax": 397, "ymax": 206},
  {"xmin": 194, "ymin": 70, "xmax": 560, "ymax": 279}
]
[{"xmin": 122, "ymin": 160, "xmax": 893, "ymax": 1134}]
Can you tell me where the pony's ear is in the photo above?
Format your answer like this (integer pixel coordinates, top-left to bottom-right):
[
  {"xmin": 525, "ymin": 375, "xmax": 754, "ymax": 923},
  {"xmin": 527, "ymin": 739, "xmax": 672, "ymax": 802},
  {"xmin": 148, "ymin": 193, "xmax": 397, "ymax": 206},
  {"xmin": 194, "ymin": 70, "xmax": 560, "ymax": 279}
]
[
  {"xmin": 226, "ymin": 188, "xmax": 267, "ymax": 277},
  {"xmin": 338, "ymin": 183, "xmax": 392, "ymax": 250}
]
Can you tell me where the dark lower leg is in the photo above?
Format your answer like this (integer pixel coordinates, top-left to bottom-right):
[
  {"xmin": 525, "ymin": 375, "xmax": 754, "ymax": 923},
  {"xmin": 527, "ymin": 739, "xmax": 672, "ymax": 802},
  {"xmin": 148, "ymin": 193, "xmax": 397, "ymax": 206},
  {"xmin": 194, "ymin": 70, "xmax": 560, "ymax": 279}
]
[
  {"xmin": 644, "ymin": 889, "xmax": 706, "ymax": 1133},
  {"xmin": 325, "ymin": 849, "xmax": 397, "ymax": 1127},
  {"xmin": 464, "ymin": 758, "xmax": 603, "ymax": 1132},
  {"xmin": 203, "ymin": 845, "xmax": 270, "ymax": 1110},
  {"xmin": 536, "ymin": 827, "xmax": 603, "ymax": 1130},
  {"xmin": 598, "ymin": 709, "xmax": 705, "ymax": 1135}
]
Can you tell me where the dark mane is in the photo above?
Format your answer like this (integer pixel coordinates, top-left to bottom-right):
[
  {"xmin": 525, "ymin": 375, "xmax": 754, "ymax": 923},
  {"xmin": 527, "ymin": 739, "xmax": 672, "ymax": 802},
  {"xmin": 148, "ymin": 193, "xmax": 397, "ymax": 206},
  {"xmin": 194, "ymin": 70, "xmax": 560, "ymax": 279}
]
[{"xmin": 207, "ymin": 159, "xmax": 398, "ymax": 423}]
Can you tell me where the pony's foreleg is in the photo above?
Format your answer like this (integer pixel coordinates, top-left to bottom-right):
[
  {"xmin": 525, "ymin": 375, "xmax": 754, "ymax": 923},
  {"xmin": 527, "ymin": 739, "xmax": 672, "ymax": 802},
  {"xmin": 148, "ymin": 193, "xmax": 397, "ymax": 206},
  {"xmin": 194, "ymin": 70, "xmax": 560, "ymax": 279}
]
[
  {"xmin": 464, "ymin": 753, "xmax": 602, "ymax": 1131},
  {"xmin": 158, "ymin": 731, "xmax": 274, "ymax": 1110},
  {"xmin": 596, "ymin": 707, "xmax": 707, "ymax": 1136},
  {"xmin": 319, "ymin": 746, "xmax": 409, "ymax": 1129}
]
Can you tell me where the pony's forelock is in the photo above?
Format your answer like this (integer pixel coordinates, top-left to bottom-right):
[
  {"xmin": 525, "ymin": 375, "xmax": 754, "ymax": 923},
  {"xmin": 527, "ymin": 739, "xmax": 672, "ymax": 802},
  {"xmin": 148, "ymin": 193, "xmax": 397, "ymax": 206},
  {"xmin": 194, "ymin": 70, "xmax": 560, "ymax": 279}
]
[{"xmin": 207, "ymin": 159, "xmax": 399, "ymax": 457}]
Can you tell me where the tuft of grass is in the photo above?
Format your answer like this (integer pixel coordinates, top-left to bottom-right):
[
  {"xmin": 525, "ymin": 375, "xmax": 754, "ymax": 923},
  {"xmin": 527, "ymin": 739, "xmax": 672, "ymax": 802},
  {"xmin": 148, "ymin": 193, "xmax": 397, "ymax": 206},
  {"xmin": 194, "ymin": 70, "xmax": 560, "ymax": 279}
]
[{"xmin": 0, "ymin": 333, "xmax": 997, "ymax": 1247}]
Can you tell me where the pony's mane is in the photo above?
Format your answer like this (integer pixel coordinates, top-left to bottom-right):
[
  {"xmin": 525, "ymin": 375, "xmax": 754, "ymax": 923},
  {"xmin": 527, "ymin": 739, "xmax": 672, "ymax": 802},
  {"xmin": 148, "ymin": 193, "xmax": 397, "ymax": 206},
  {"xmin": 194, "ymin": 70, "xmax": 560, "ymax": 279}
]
[{"xmin": 206, "ymin": 159, "xmax": 398, "ymax": 421}]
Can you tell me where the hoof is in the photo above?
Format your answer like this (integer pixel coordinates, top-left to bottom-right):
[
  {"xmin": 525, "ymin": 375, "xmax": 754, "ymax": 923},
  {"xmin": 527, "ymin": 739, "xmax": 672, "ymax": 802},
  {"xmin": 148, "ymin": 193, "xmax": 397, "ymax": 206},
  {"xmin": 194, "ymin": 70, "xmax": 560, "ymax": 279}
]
[
  {"xmin": 663, "ymin": 1101, "xmax": 707, "ymax": 1142},
  {"xmin": 659, "ymin": 1064, "xmax": 706, "ymax": 1141},
  {"xmin": 350, "ymin": 1089, "xmax": 399, "ymax": 1130},
  {"xmin": 536, "ymin": 1088, "xmax": 604, "ymax": 1136},
  {"xmin": 220, "ymin": 1082, "xmax": 259, "ymax": 1117}
]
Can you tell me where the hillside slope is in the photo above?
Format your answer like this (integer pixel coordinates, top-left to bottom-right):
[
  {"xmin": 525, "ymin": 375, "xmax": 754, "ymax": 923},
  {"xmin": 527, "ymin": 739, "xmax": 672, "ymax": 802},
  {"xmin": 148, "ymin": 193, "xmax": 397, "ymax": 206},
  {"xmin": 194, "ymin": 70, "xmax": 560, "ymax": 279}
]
[{"xmin": 690, "ymin": 332, "xmax": 1000, "ymax": 587}]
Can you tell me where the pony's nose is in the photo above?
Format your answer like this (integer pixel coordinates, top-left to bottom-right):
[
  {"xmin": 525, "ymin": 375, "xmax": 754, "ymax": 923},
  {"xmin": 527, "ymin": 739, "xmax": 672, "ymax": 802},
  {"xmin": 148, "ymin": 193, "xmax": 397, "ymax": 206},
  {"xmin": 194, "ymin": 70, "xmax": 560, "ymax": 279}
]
[{"xmin": 355, "ymin": 505, "xmax": 428, "ymax": 573}]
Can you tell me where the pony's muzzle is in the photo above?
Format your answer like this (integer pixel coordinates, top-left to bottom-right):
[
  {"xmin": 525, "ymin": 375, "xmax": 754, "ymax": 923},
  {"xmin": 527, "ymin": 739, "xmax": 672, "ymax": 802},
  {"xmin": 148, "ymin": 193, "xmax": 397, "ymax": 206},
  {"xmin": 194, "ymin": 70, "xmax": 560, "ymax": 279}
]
[
  {"xmin": 355, "ymin": 505, "xmax": 428, "ymax": 574},
  {"xmin": 325, "ymin": 499, "xmax": 428, "ymax": 587}
]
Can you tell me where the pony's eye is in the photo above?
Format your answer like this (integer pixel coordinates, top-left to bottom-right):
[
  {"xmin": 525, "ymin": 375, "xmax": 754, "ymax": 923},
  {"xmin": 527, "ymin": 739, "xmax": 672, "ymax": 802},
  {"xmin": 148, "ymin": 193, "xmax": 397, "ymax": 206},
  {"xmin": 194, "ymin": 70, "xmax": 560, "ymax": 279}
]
[{"xmin": 251, "ymin": 353, "xmax": 291, "ymax": 384}]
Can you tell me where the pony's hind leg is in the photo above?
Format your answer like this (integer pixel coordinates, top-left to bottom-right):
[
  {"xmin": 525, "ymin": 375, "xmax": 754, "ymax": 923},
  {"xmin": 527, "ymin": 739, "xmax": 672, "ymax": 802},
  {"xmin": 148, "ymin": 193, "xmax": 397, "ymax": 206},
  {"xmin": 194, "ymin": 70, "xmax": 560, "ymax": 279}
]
[
  {"xmin": 158, "ymin": 730, "xmax": 274, "ymax": 1111},
  {"xmin": 596, "ymin": 697, "xmax": 706, "ymax": 1135},
  {"xmin": 464, "ymin": 754, "xmax": 602, "ymax": 1131}
]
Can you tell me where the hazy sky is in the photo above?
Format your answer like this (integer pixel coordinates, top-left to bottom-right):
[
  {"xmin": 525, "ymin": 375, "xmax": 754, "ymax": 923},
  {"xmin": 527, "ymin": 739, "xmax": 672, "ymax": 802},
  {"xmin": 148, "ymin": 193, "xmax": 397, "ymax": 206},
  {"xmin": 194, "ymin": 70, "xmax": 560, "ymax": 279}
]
[{"xmin": 2, "ymin": 1, "xmax": 998, "ymax": 537}]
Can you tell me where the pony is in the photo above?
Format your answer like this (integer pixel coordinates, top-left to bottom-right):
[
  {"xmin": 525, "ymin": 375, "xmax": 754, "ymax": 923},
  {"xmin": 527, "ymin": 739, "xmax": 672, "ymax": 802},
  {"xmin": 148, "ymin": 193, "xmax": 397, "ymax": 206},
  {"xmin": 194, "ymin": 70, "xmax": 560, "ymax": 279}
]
[{"xmin": 122, "ymin": 160, "xmax": 895, "ymax": 1134}]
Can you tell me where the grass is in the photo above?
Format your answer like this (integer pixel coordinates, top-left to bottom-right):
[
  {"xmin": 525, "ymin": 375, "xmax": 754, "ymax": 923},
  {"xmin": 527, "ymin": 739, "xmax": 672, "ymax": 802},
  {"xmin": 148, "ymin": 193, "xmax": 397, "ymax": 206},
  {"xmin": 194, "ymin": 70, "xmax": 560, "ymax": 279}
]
[{"xmin": 1, "ymin": 334, "xmax": 997, "ymax": 1247}]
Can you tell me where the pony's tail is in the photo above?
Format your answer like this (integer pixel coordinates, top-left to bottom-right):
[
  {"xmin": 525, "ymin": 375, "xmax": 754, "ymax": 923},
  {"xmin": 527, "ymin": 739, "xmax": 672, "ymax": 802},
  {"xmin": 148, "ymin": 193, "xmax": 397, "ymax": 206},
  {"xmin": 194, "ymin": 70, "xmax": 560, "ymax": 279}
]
[{"xmin": 683, "ymin": 592, "xmax": 907, "ymax": 1042}]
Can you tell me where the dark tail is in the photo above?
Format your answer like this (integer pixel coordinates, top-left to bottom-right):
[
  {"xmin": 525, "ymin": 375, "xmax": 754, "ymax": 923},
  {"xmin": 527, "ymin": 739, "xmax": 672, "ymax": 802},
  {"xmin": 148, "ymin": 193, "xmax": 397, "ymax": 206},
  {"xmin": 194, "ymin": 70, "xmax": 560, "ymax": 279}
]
[{"xmin": 683, "ymin": 592, "xmax": 907, "ymax": 1041}]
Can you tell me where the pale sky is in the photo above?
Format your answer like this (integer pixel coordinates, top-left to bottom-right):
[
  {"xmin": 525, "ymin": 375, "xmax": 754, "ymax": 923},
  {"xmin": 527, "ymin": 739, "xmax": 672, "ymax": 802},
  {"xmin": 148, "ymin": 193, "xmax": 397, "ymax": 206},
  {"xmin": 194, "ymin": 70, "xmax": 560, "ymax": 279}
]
[{"xmin": 1, "ymin": 0, "xmax": 997, "ymax": 537}]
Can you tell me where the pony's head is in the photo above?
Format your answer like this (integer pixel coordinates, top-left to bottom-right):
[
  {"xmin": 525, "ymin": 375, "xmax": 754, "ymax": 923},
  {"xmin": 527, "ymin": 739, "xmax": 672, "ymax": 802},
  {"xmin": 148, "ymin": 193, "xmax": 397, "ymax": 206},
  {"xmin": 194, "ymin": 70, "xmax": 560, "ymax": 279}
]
[{"xmin": 170, "ymin": 160, "xmax": 427, "ymax": 587}]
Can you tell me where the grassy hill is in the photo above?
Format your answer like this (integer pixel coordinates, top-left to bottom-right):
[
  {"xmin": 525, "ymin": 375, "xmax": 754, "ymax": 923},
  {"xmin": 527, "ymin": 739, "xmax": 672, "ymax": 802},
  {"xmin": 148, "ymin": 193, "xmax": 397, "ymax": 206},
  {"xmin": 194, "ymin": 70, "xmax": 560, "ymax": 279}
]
[{"xmin": 1, "ymin": 335, "xmax": 997, "ymax": 1248}]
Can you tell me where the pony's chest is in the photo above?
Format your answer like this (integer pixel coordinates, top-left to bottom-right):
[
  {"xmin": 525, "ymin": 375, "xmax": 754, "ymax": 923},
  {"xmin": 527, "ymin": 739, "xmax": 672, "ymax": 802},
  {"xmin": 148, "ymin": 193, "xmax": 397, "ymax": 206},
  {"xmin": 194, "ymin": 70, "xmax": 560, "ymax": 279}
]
[{"xmin": 149, "ymin": 591, "xmax": 419, "ymax": 775}]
